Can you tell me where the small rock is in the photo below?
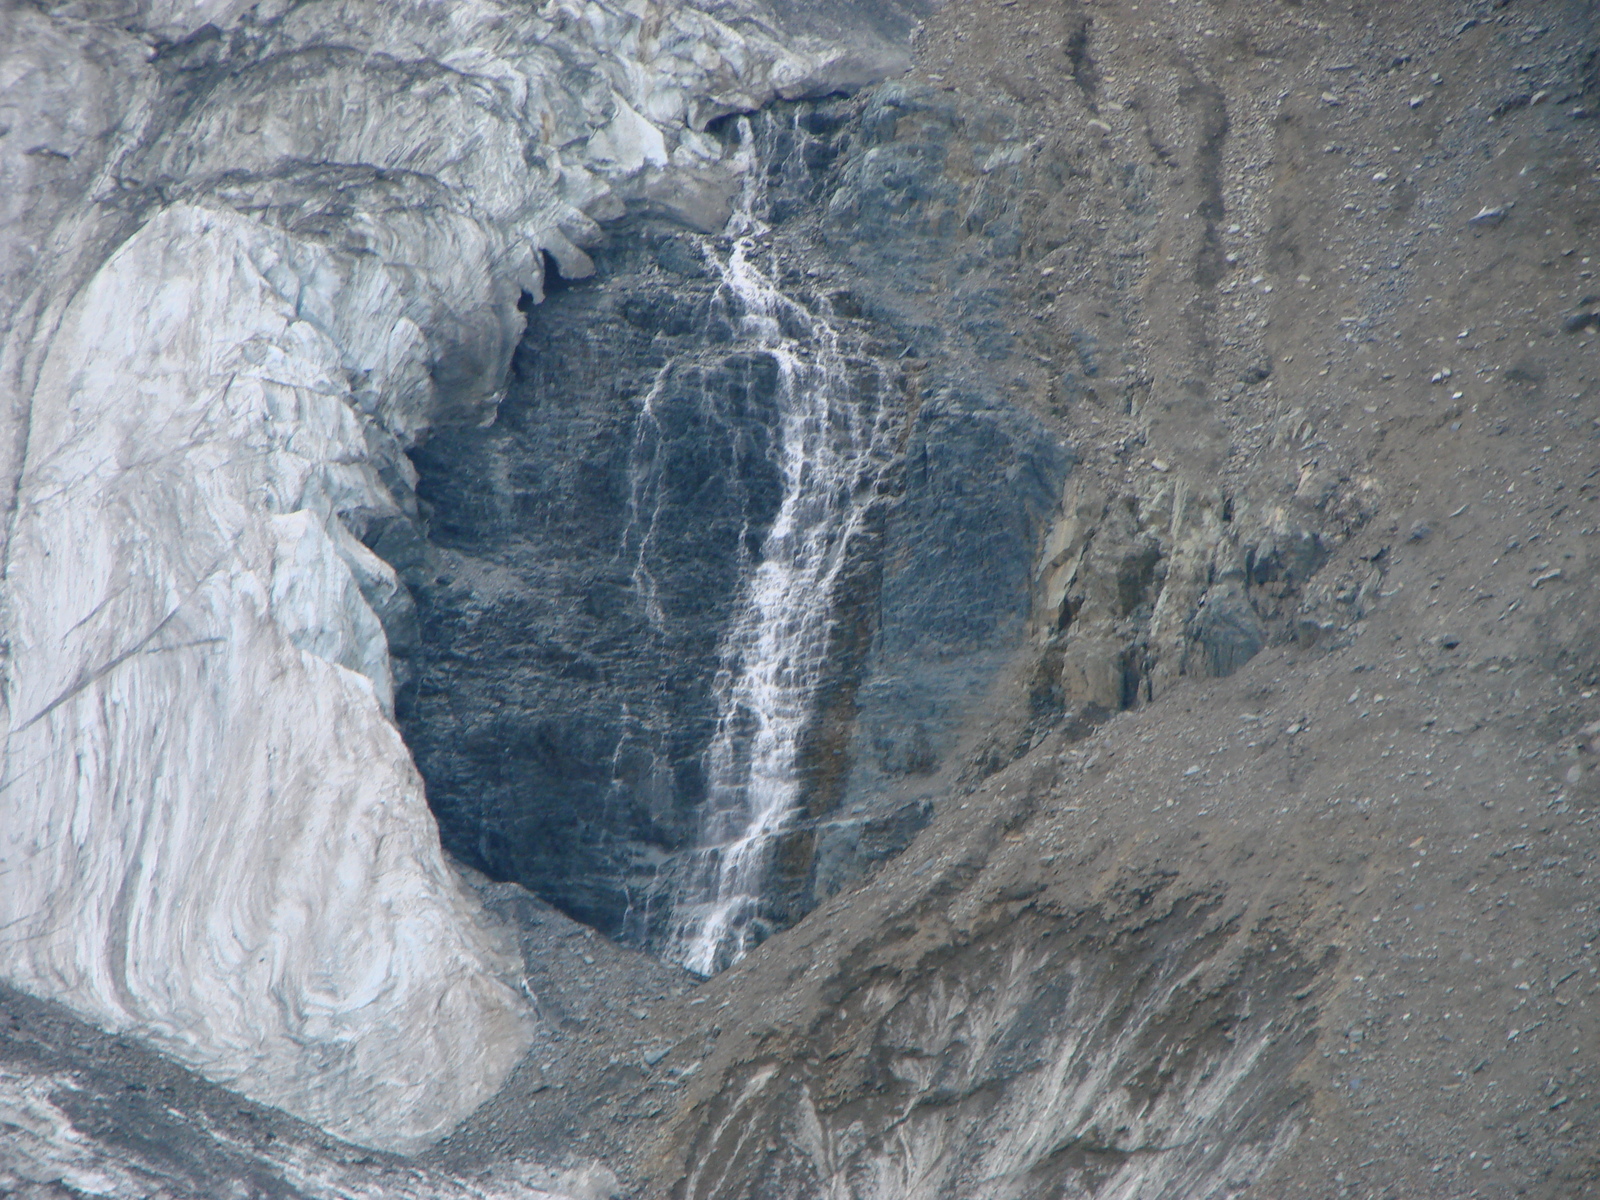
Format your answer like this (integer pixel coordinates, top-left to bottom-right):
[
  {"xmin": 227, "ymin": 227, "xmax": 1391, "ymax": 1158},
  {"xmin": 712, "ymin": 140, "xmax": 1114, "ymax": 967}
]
[
  {"xmin": 643, "ymin": 1046, "xmax": 670, "ymax": 1066},
  {"xmin": 1468, "ymin": 205, "xmax": 1509, "ymax": 227},
  {"xmin": 1184, "ymin": 765, "xmax": 1201, "ymax": 777},
  {"xmin": 1321, "ymin": 92, "xmax": 1342, "ymax": 106},
  {"xmin": 1431, "ymin": 368, "xmax": 1452, "ymax": 383},
  {"xmin": 1408, "ymin": 94, "xmax": 1426, "ymax": 109},
  {"xmin": 654, "ymin": 237, "xmax": 707, "ymax": 278}
]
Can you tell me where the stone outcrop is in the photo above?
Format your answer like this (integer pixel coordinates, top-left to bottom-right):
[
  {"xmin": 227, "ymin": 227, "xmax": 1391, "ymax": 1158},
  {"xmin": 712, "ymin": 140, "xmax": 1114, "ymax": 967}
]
[
  {"xmin": 389, "ymin": 101, "xmax": 1071, "ymax": 954},
  {"xmin": 388, "ymin": 73, "xmax": 1381, "ymax": 966}
]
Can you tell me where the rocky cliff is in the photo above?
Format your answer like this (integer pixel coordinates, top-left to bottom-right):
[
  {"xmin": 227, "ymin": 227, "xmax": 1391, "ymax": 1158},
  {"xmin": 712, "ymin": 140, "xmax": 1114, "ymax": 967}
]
[
  {"xmin": 5, "ymin": 0, "xmax": 1600, "ymax": 1198},
  {"xmin": 393, "ymin": 105, "xmax": 1069, "ymax": 960},
  {"xmin": 0, "ymin": 0, "xmax": 918, "ymax": 1156}
]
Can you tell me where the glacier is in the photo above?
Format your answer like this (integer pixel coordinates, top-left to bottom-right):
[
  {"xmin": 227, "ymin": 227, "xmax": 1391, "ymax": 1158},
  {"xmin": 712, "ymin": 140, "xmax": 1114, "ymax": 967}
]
[{"xmin": 0, "ymin": 0, "xmax": 910, "ymax": 1153}]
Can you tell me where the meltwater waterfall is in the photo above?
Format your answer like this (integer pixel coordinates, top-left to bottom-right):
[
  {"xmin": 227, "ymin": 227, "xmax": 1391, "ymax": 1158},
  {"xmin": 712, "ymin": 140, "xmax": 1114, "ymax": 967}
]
[{"xmin": 666, "ymin": 121, "xmax": 893, "ymax": 975}]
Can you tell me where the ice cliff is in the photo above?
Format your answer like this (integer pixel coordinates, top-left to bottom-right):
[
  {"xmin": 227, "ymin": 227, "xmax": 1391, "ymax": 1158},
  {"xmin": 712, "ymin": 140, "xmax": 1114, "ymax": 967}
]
[{"xmin": 0, "ymin": 0, "xmax": 911, "ymax": 1152}]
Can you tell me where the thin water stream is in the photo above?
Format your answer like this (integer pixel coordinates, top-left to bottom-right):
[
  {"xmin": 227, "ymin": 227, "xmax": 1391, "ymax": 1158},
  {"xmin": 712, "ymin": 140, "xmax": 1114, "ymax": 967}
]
[{"xmin": 664, "ymin": 119, "xmax": 893, "ymax": 975}]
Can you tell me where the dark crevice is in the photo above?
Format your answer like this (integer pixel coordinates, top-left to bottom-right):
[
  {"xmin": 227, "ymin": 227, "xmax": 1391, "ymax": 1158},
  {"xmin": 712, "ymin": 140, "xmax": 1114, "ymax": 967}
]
[
  {"xmin": 539, "ymin": 248, "xmax": 577, "ymax": 294},
  {"xmin": 1064, "ymin": 16, "xmax": 1099, "ymax": 106}
]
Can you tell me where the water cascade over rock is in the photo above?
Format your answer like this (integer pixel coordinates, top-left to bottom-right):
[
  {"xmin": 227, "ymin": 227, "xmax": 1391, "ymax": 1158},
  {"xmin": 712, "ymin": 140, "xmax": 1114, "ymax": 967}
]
[
  {"xmin": 393, "ymin": 100, "xmax": 1067, "ymax": 960},
  {"xmin": 12, "ymin": 2, "xmax": 1590, "ymax": 1197},
  {"xmin": 0, "ymin": 0, "xmax": 922, "ymax": 1154},
  {"xmin": 665, "ymin": 121, "xmax": 899, "ymax": 976}
]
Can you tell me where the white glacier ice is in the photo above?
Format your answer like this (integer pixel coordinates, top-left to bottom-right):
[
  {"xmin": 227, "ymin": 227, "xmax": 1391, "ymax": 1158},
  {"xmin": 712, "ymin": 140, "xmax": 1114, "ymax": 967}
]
[{"xmin": 0, "ymin": 0, "xmax": 908, "ymax": 1152}]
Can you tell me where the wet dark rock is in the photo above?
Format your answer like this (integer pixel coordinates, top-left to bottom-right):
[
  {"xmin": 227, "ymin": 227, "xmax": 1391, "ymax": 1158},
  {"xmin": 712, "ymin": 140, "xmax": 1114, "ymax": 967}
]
[
  {"xmin": 395, "ymin": 100, "xmax": 1071, "ymax": 949},
  {"xmin": 654, "ymin": 235, "xmax": 709, "ymax": 278},
  {"xmin": 400, "ymin": 245, "xmax": 789, "ymax": 936}
]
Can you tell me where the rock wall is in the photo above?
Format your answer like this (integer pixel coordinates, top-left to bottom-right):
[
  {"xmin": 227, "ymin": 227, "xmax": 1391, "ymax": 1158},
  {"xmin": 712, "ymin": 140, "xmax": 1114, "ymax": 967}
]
[
  {"xmin": 421, "ymin": 5, "xmax": 1600, "ymax": 1199},
  {"xmin": 383, "ymin": 62, "xmax": 1363, "ymax": 971},
  {"xmin": 0, "ymin": 0, "xmax": 915, "ymax": 1151},
  {"xmin": 389, "ymin": 104, "xmax": 1070, "ymax": 953}
]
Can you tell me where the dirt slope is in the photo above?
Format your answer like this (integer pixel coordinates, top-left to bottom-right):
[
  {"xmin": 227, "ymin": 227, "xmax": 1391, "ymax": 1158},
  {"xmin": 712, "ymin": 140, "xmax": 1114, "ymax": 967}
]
[{"xmin": 547, "ymin": 2, "xmax": 1600, "ymax": 1196}]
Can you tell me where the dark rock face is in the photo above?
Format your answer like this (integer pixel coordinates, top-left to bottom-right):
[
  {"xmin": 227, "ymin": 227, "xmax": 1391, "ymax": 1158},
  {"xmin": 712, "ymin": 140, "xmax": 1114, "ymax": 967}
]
[
  {"xmin": 765, "ymin": 90, "xmax": 1074, "ymax": 903},
  {"xmin": 393, "ymin": 101, "xmax": 1071, "ymax": 948},
  {"xmin": 808, "ymin": 386, "xmax": 1068, "ymax": 898},
  {"xmin": 400, "ymin": 247, "xmax": 788, "ymax": 936},
  {"xmin": 1189, "ymin": 582, "xmax": 1267, "ymax": 678}
]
